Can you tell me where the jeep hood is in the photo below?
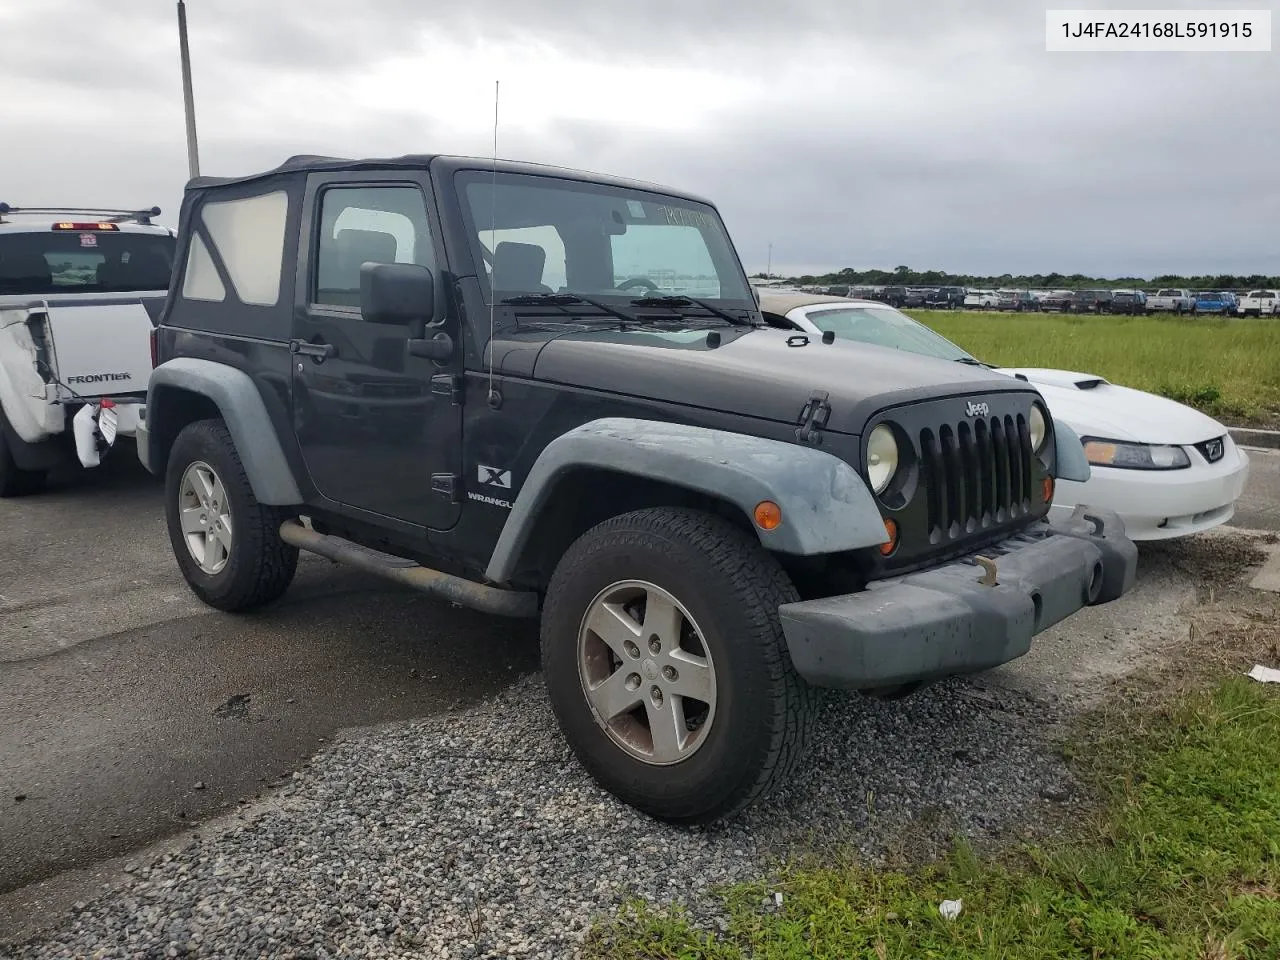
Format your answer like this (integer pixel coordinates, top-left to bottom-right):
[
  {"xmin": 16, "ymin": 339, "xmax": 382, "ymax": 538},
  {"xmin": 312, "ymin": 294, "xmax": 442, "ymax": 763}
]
[
  {"xmin": 995, "ymin": 367, "xmax": 1227, "ymax": 445},
  {"xmin": 528, "ymin": 327, "xmax": 1038, "ymax": 435}
]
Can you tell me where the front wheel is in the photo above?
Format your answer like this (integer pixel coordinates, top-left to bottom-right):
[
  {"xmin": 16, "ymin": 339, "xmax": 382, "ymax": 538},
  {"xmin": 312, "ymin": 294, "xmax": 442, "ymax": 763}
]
[
  {"xmin": 541, "ymin": 507, "xmax": 820, "ymax": 823},
  {"xmin": 164, "ymin": 418, "xmax": 299, "ymax": 611}
]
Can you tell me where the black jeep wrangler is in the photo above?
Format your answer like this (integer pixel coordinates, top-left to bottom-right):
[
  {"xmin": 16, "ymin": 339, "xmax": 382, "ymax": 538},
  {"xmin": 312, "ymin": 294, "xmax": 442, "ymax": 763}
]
[{"xmin": 136, "ymin": 153, "xmax": 1137, "ymax": 823}]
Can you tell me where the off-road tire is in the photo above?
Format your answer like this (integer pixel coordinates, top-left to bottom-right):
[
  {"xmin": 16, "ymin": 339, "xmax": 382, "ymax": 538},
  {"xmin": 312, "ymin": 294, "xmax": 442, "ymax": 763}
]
[
  {"xmin": 0, "ymin": 418, "xmax": 48, "ymax": 497},
  {"xmin": 165, "ymin": 418, "xmax": 298, "ymax": 611},
  {"xmin": 541, "ymin": 507, "xmax": 821, "ymax": 823}
]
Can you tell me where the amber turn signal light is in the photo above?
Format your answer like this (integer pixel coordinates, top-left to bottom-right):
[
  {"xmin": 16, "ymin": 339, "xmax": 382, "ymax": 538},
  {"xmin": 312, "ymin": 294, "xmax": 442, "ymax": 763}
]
[
  {"xmin": 1042, "ymin": 475, "xmax": 1055, "ymax": 504},
  {"xmin": 754, "ymin": 500, "xmax": 782, "ymax": 530},
  {"xmin": 879, "ymin": 518, "xmax": 899, "ymax": 556}
]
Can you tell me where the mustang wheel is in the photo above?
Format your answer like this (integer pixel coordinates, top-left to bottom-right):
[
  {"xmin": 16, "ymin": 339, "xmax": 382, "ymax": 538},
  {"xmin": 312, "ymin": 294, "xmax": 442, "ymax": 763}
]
[
  {"xmin": 165, "ymin": 418, "xmax": 299, "ymax": 611},
  {"xmin": 541, "ymin": 507, "xmax": 820, "ymax": 823}
]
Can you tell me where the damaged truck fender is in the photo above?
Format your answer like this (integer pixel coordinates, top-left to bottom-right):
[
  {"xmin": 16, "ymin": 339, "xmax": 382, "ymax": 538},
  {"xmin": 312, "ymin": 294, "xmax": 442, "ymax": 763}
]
[
  {"xmin": 0, "ymin": 309, "xmax": 62, "ymax": 445},
  {"xmin": 140, "ymin": 357, "xmax": 303, "ymax": 505},
  {"xmin": 484, "ymin": 417, "xmax": 888, "ymax": 583}
]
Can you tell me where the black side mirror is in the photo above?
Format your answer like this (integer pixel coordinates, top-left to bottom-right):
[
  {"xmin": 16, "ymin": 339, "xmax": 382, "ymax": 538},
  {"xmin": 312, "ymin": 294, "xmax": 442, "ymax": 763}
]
[{"xmin": 360, "ymin": 262, "xmax": 435, "ymax": 326}]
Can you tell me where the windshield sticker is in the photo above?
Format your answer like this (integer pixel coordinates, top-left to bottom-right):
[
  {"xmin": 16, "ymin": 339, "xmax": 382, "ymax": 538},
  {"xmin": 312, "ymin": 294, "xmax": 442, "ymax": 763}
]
[
  {"xmin": 657, "ymin": 205, "xmax": 716, "ymax": 229},
  {"xmin": 626, "ymin": 200, "xmax": 646, "ymax": 218},
  {"xmin": 79, "ymin": 233, "xmax": 97, "ymax": 247}
]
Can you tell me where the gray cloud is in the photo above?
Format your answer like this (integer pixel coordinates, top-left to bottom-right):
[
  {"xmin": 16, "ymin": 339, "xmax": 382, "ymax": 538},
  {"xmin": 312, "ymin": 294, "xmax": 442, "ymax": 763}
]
[{"xmin": 3, "ymin": 0, "xmax": 1277, "ymax": 277}]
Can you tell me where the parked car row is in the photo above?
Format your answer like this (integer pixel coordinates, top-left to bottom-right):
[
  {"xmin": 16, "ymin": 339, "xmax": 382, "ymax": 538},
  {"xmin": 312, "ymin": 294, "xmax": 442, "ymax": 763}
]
[{"xmin": 794, "ymin": 282, "xmax": 1280, "ymax": 316}]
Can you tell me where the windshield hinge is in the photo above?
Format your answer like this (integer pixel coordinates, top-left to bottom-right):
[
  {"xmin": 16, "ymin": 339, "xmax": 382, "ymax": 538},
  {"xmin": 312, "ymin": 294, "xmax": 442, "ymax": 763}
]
[
  {"xmin": 431, "ymin": 374, "xmax": 464, "ymax": 405},
  {"xmin": 795, "ymin": 390, "xmax": 831, "ymax": 445}
]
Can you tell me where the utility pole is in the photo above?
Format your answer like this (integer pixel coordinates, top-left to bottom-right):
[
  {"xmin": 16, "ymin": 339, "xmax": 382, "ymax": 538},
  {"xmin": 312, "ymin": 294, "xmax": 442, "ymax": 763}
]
[
  {"xmin": 766, "ymin": 242, "xmax": 772, "ymax": 279},
  {"xmin": 177, "ymin": 0, "xmax": 201, "ymax": 179}
]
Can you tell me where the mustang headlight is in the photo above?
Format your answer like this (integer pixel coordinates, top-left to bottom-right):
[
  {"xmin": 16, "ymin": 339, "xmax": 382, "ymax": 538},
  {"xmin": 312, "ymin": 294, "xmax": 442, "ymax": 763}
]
[
  {"xmin": 1082, "ymin": 437, "xmax": 1191, "ymax": 470},
  {"xmin": 1029, "ymin": 403, "xmax": 1048, "ymax": 452},
  {"xmin": 867, "ymin": 423, "xmax": 900, "ymax": 494}
]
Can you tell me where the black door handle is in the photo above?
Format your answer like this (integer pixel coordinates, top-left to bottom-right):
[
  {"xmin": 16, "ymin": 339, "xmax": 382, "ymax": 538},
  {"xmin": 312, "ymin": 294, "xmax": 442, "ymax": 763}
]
[{"xmin": 290, "ymin": 340, "xmax": 336, "ymax": 361}]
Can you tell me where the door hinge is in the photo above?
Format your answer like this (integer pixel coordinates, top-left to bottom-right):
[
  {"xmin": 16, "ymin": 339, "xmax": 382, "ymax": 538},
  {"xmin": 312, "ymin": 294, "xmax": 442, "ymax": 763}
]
[
  {"xmin": 796, "ymin": 390, "xmax": 831, "ymax": 445},
  {"xmin": 431, "ymin": 473, "xmax": 460, "ymax": 503},
  {"xmin": 430, "ymin": 374, "xmax": 464, "ymax": 405}
]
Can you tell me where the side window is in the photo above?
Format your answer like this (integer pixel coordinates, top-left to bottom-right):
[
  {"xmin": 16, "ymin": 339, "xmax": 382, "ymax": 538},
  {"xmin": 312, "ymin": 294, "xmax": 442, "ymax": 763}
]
[
  {"xmin": 187, "ymin": 190, "xmax": 288, "ymax": 306},
  {"xmin": 313, "ymin": 185, "xmax": 433, "ymax": 309}
]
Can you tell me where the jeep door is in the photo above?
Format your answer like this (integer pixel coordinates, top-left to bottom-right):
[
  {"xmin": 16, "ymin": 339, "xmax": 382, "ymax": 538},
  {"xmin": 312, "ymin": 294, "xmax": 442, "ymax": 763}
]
[{"xmin": 290, "ymin": 173, "xmax": 462, "ymax": 530}]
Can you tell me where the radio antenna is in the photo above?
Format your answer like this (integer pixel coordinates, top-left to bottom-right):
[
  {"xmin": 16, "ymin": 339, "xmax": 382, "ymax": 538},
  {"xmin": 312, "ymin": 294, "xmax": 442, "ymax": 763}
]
[{"xmin": 487, "ymin": 79, "xmax": 499, "ymax": 406}]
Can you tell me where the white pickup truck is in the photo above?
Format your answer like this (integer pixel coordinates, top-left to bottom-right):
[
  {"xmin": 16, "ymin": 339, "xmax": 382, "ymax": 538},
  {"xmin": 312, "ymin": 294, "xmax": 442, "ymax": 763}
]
[
  {"xmin": 1236, "ymin": 289, "xmax": 1279, "ymax": 317},
  {"xmin": 0, "ymin": 203, "xmax": 175, "ymax": 496},
  {"xmin": 1144, "ymin": 288, "xmax": 1194, "ymax": 314}
]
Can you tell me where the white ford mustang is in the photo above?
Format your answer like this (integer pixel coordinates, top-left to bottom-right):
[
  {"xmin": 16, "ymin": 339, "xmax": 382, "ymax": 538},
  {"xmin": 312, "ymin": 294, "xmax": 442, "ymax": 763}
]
[{"xmin": 759, "ymin": 291, "xmax": 1251, "ymax": 540}]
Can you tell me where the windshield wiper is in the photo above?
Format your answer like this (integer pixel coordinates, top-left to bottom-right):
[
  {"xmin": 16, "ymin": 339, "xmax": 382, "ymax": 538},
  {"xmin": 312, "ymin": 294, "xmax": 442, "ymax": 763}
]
[
  {"xmin": 954, "ymin": 357, "xmax": 993, "ymax": 368},
  {"xmin": 629, "ymin": 295, "xmax": 754, "ymax": 327},
  {"xmin": 500, "ymin": 292, "xmax": 637, "ymax": 323}
]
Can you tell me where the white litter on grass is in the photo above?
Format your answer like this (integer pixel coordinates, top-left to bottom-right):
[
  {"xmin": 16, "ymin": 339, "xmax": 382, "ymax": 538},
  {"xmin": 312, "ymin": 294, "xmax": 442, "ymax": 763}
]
[
  {"xmin": 939, "ymin": 899, "xmax": 963, "ymax": 921},
  {"xmin": 1247, "ymin": 665, "xmax": 1280, "ymax": 684},
  {"xmin": 774, "ymin": 892, "xmax": 783, "ymax": 906}
]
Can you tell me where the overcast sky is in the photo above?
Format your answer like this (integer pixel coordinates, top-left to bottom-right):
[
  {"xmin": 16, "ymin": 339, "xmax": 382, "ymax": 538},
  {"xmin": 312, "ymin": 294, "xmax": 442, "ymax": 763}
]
[{"xmin": 2, "ymin": 0, "xmax": 1277, "ymax": 278}]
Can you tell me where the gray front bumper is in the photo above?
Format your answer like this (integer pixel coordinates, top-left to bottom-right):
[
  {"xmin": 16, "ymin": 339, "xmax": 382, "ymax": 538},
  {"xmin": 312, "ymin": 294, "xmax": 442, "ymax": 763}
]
[{"xmin": 778, "ymin": 506, "xmax": 1138, "ymax": 690}]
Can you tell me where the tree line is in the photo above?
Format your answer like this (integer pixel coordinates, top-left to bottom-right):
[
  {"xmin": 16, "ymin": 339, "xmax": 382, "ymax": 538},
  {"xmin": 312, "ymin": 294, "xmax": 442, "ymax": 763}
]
[{"xmin": 758, "ymin": 265, "xmax": 1280, "ymax": 290}]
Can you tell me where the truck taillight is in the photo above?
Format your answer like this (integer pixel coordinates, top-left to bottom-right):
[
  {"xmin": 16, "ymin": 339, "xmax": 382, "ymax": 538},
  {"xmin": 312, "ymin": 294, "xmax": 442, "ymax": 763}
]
[
  {"xmin": 52, "ymin": 221, "xmax": 119, "ymax": 231},
  {"xmin": 150, "ymin": 328, "xmax": 157, "ymax": 367}
]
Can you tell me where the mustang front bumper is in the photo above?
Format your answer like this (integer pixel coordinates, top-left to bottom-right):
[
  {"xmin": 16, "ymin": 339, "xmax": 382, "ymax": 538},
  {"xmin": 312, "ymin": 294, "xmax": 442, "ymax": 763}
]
[{"xmin": 778, "ymin": 505, "xmax": 1138, "ymax": 690}]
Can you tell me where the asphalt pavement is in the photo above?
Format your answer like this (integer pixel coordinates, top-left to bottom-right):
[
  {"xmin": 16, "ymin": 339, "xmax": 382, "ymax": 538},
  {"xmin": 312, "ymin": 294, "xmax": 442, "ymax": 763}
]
[
  {"xmin": 0, "ymin": 440, "xmax": 1276, "ymax": 932},
  {"xmin": 0, "ymin": 448, "xmax": 540, "ymax": 899},
  {"xmin": 1234, "ymin": 444, "xmax": 1280, "ymax": 533}
]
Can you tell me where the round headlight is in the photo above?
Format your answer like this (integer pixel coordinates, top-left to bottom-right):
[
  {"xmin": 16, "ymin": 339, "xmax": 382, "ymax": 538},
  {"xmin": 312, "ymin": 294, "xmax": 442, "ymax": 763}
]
[
  {"xmin": 1029, "ymin": 403, "xmax": 1048, "ymax": 452},
  {"xmin": 866, "ymin": 423, "xmax": 899, "ymax": 495}
]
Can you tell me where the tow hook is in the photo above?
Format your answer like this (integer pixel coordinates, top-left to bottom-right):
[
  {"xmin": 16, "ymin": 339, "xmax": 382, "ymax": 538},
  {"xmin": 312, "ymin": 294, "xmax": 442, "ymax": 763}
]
[{"xmin": 975, "ymin": 555, "xmax": 998, "ymax": 586}]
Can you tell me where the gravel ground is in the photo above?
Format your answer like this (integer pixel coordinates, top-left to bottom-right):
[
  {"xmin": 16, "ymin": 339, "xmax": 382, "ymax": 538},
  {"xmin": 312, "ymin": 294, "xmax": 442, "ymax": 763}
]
[{"xmin": 2, "ymin": 668, "xmax": 1086, "ymax": 960}]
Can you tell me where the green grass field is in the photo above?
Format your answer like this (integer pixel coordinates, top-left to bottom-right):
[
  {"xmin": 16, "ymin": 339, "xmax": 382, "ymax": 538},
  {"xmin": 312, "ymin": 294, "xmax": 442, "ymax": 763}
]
[
  {"xmin": 901, "ymin": 310, "xmax": 1280, "ymax": 426},
  {"xmin": 587, "ymin": 678, "xmax": 1280, "ymax": 959}
]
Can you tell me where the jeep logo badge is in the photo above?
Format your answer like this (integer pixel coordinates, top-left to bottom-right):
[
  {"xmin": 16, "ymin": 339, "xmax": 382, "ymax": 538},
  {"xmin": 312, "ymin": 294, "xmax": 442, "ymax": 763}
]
[{"xmin": 965, "ymin": 401, "xmax": 990, "ymax": 418}]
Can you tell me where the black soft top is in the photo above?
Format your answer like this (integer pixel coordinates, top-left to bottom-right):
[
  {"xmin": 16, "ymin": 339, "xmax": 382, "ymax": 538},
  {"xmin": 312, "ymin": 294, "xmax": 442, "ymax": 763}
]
[{"xmin": 185, "ymin": 154, "xmax": 715, "ymax": 206}]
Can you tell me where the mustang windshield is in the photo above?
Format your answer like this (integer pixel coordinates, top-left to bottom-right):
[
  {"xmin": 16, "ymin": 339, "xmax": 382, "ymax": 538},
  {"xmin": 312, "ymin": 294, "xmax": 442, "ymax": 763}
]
[
  {"xmin": 457, "ymin": 171, "xmax": 753, "ymax": 307},
  {"xmin": 805, "ymin": 305, "xmax": 975, "ymax": 362}
]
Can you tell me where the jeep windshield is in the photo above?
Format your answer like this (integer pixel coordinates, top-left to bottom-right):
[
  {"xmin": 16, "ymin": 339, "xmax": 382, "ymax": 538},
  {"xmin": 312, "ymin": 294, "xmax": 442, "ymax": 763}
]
[
  {"xmin": 0, "ymin": 230, "xmax": 174, "ymax": 296},
  {"xmin": 457, "ymin": 170, "xmax": 755, "ymax": 324},
  {"xmin": 804, "ymin": 305, "xmax": 976, "ymax": 363}
]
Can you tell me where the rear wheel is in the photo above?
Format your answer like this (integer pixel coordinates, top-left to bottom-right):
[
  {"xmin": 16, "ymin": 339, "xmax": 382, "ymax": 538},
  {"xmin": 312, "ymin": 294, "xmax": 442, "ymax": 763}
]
[
  {"xmin": 541, "ymin": 507, "xmax": 820, "ymax": 823},
  {"xmin": 165, "ymin": 419, "xmax": 299, "ymax": 611},
  {"xmin": 0, "ymin": 419, "xmax": 48, "ymax": 498}
]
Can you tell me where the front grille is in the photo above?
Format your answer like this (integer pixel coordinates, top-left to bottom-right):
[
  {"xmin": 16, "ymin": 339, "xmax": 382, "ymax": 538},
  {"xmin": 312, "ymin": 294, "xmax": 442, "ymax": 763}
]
[{"xmin": 919, "ymin": 413, "xmax": 1034, "ymax": 543}]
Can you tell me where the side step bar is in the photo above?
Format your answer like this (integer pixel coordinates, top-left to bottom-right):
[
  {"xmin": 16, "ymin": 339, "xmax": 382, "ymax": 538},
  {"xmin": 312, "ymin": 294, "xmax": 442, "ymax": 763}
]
[{"xmin": 278, "ymin": 520, "xmax": 540, "ymax": 619}]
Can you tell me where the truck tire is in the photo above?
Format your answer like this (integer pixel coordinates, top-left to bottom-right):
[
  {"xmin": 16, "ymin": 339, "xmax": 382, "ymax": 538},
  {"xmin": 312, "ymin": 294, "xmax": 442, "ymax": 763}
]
[
  {"xmin": 164, "ymin": 418, "xmax": 298, "ymax": 612},
  {"xmin": 541, "ymin": 506, "xmax": 820, "ymax": 823},
  {"xmin": 0, "ymin": 424, "xmax": 48, "ymax": 498}
]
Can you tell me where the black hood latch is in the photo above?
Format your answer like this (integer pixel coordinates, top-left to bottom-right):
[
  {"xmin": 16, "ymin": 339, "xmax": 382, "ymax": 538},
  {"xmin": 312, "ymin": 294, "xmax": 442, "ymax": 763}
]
[{"xmin": 796, "ymin": 390, "xmax": 831, "ymax": 445}]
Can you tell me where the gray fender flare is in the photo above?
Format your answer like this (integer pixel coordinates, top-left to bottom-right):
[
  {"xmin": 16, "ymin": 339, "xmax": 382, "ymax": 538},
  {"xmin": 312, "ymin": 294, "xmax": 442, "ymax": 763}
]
[
  {"xmin": 1052, "ymin": 418, "xmax": 1091, "ymax": 483},
  {"xmin": 484, "ymin": 417, "xmax": 888, "ymax": 583},
  {"xmin": 146, "ymin": 357, "xmax": 303, "ymax": 505}
]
